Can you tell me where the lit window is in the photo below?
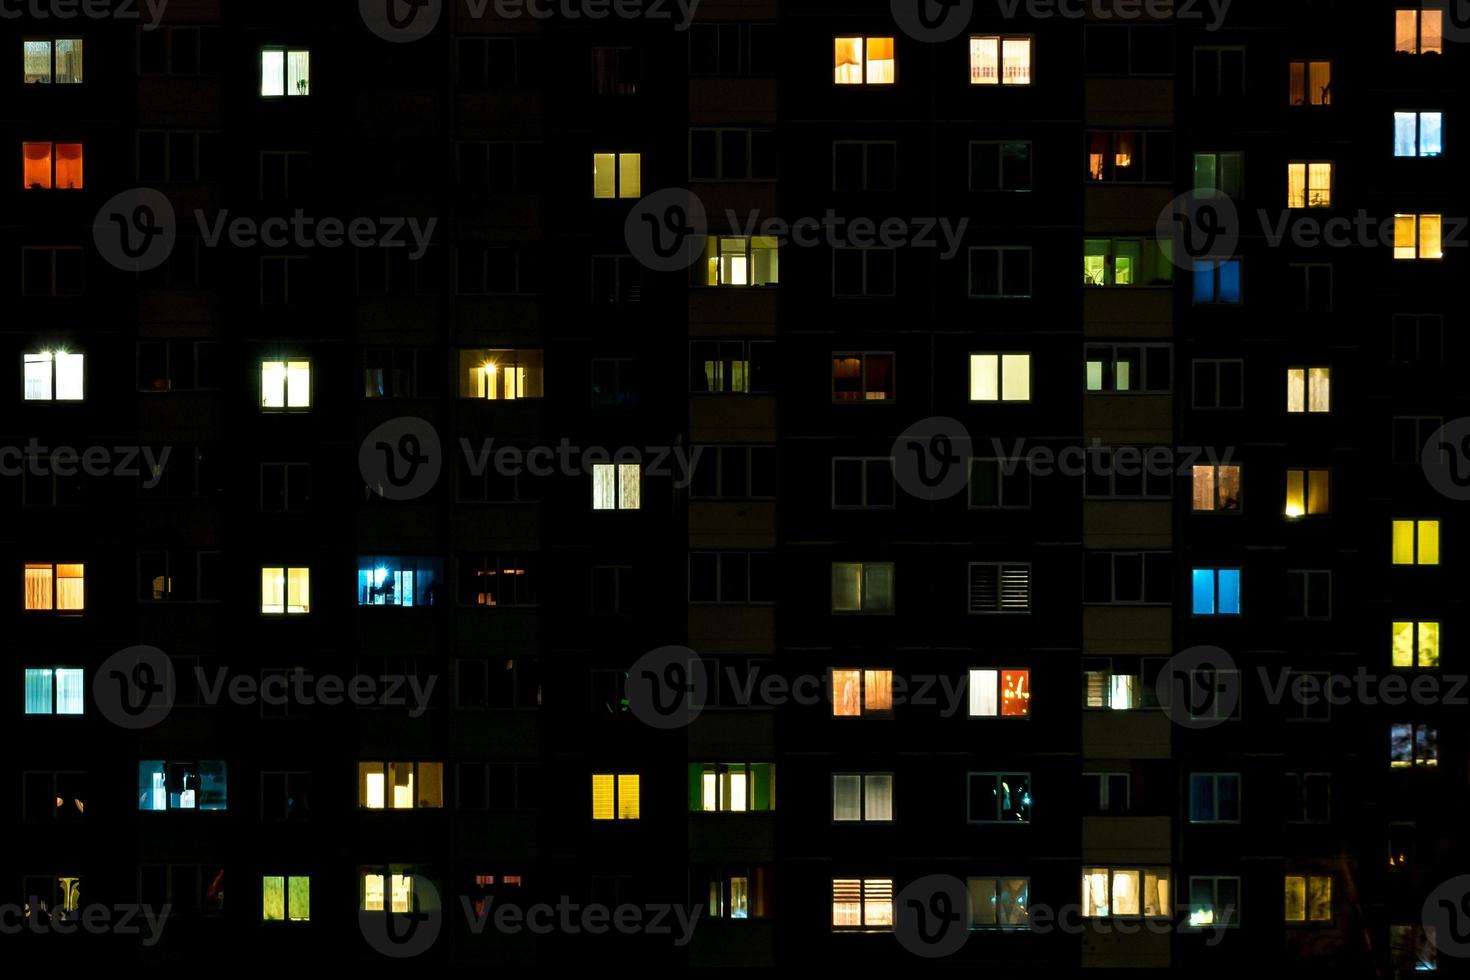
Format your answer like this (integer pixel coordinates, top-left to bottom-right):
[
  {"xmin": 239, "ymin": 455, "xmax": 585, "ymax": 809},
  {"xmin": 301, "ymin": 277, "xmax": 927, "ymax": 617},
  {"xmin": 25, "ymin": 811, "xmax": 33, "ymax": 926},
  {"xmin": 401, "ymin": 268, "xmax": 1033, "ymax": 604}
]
[
  {"xmin": 968, "ymin": 669, "xmax": 1031, "ymax": 718},
  {"xmin": 262, "ymin": 876, "xmax": 310, "ymax": 922},
  {"xmin": 1083, "ymin": 661, "xmax": 1142, "ymax": 710},
  {"xmin": 1395, "ymin": 9, "xmax": 1443, "ymax": 54},
  {"xmin": 1389, "ymin": 924, "xmax": 1438, "ymax": 973},
  {"xmin": 1187, "ymin": 877, "xmax": 1241, "ymax": 929},
  {"xmin": 832, "ymin": 353, "xmax": 894, "ymax": 402},
  {"xmin": 357, "ymin": 557, "xmax": 442, "ymax": 607},
  {"xmin": 1082, "ymin": 868, "xmax": 1172, "ymax": 918},
  {"xmin": 1191, "ymin": 568, "xmax": 1241, "ymax": 616},
  {"xmin": 22, "ymin": 142, "xmax": 83, "ymax": 189},
  {"xmin": 1284, "ymin": 469, "xmax": 1330, "ymax": 518},
  {"xmin": 968, "ymin": 563, "xmax": 1031, "ymax": 613},
  {"xmin": 591, "ymin": 773, "xmax": 640, "ymax": 820},
  {"xmin": 831, "ymin": 669, "xmax": 893, "ymax": 718},
  {"xmin": 1083, "ymin": 238, "xmax": 1174, "ymax": 287},
  {"xmin": 23, "ymin": 351, "xmax": 84, "ymax": 401},
  {"xmin": 705, "ymin": 236, "xmax": 779, "ymax": 286},
  {"xmin": 592, "ymin": 152, "xmax": 641, "ymax": 199},
  {"xmin": 592, "ymin": 463, "xmax": 641, "ymax": 511},
  {"xmin": 260, "ymin": 360, "xmax": 311, "ymax": 410},
  {"xmin": 358, "ymin": 762, "xmax": 444, "ymax": 809},
  {"xmin": 1188, "ymin": 773, "xmax": 1241, "ymax": 823},
  {"xmin": 1286, "ymin": 162, "xmax": 1332, "ymax": 208},
  {"xmin": 1288, "ymin": 60, "xmax": 1330, "ymax": 106},
  {"xmin": 1392, "ymin": 621, "xmax": 1440, "ymax": 668},
  {"xmin": 458, "ymin": 349, "xmax": 544, "ymax": 400},
  {"xmin": 831, "ymin": 562, "xmax": 895, "ymax": 613},
  {"xmin": 970, "ymin": 35, "xmax": 1032, "ymax": 85},
  {"xmin": 1192, "ymin": 465, "xmax": 1242, "ymax": 512},
  {"xmin": 969, "ymin": 353, "xmax": 1031, "ymax": 402},
  {"xmin": 138, "ymin": 760, "xmax": 227, "ymax": 811},
  {"xmin": 260, "ymin": 566, "xmax": 310, "ymax": 615},
  {"xmin": 690, "ymin": 763, "xmax": 775, "ymax": 813},
  {"xmin": 23, "ymin": 39, "xmax": 82, "ymax": 84},
  {"xmin": 1193, "ymin": 152, "xmax": 1244, "ymax": 196},
  {"xmin": 361, "ymin": 869, "xmax": 418, "ymax": 913},
  {"xmin": 461, "ymin": 556, "xmax": 537, "ymax": 607},
  {"xmin": 1286, "ymin": 367, "xmax": 1331, "ymax": 413},
  {"xmin": 691, "ymin": 340, "xmax": 774, "ymax": 393},
  {"xmin": 1392, "ymin": 520, "xmax": 1440, "ymax": 565},
  {"xmin": 967, "ymin": 878, "xmax": 1029, "ymax": 930},
  {"xmin": 260, "ymin": 48, "xmax": 310, "ymax": 97},
  {"xmin": 23, "ymin": 668, "xmax": 84, "ymax": 715},
  {"xmin": 968, "ymin": 772, "xmax": 1031, "ymax": 823},
  {"xmin": 834, "ymin": 36, "xmax": 894, "ymax": 85},
  {"xmin": 1394, "ymin": 214, "xmax": 1443, "ymax": 260},
  {"xmin": 1395, "ymin": 111, "xmax": 1444, "ymax": 157},
  {"xmin": 832, "ymin": 773, "xmax": 892, "ymax": 822},
  {"xmin": 1085, "ymin": 344, "xmax": 1171, "ymax": 393},
  {"xmin": 1284, "ymin": 875, "xmax": 1331, "ymax": 923},
  {"xmin": 24, "ymin": 563, "xmax": 84, "ymax": 612},
  {"xmin": 1193, "ymin": 259, "xmax": 1242, "ymax": 304},
  {"xmin": 703, "ymin": 869, "xmax": 770, "ymax": 920},
  {"xmin": 1390, "ymin": 722, "xmax": 1438, "ymax": 767},
  {"xmin": 832, "ymin": 879, "xmax": 893, "ymax": 931}
]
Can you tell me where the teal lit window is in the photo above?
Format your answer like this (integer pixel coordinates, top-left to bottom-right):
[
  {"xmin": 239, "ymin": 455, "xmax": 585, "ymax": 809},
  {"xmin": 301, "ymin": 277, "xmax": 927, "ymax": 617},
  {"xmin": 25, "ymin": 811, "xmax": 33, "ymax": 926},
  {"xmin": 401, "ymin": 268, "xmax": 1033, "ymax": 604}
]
[
  {"xmin": 24, "ymin": 668, "xmax": 83, "ymax": 715},
  {"xmin": 1192, "ymin": 568, "xmax": 1241, "ymax": 615}
]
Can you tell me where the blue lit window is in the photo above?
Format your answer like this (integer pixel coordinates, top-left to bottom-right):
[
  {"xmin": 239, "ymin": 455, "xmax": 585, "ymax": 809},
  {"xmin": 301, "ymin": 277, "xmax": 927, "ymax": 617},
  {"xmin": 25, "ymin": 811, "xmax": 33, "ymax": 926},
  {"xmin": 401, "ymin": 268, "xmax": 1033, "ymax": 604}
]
[
  {"xmin": 24, "ymin": 667, "xmax": 83, "ymax": 715},
  {"xmin": 1194, "ymin": 260, "xmax": 1242, "ymax": 305},
  {"xmin": 357, "ymin": 557, "xmax": 443, "ymax": 607},
  {"xmin": 1394, "ymin": 111, "xmax": 1443, "ymax": 158},
  {"xmin": 1192, "ymin": 568, "xmax": 1241, "ymax": 616},
  {"xmin": 138, "ymin": 760, "xmax": 227, "ymax": 811}
]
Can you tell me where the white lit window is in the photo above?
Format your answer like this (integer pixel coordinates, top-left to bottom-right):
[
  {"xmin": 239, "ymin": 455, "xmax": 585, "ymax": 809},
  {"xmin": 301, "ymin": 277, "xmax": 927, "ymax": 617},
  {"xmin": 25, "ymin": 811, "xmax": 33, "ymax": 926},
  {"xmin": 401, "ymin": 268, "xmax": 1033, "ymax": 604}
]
[
  {"xmin": 831, "ymin": 878, "xmax": 893, "ymax": 930},
  {"xmin": 968, "ymin": 668, "xmax": 1031, "ymax": 718},
  {"xmin": 1285, "ymin": 367, "xmax": 1331, "ymax": 413},
  {"xmin": 592, "ymin": 463, "xmax": 641, "ymax": 511},
  {"xmin": 261, "ymin": 360, "xmax": 311, "ymax": 410},
  {"xmin": 705, "ymin": 236, "xmax": 779, "ymax": 286},
  {"xmin": 1395, "ymin": 111, "xmax": 1443, "ymax": 157},
  {"xmin": 969, "ymin": 353, "xmax": 1031, "ymax": 402},
  {"xmin": 832, "ymin": 773, "xmax": 893, "ymax": 822},
  {"xmin": 261, "ymin": 48, "xmax": 310, "ymax": 97},
  {"xmin": 831, "ymin": 562, "xmax": 895, "ymax": 613},
  {"xmin": 260, "ymin": 566, "xmax": 310, "ymax": 615},
  {"xmin": 361, "ymin": 871, "xmax": 415, "ymax": 913},
  {"xmin": 970, "ymin": 35, "xmax": 1032, "ymax": 85},
  {"xmin": 24, "ymin": 351, "xmax": 84, "ymax": 401},
  {"xmin": 592, "ymin": 152, "xmax": 641, "ymax": 199}
]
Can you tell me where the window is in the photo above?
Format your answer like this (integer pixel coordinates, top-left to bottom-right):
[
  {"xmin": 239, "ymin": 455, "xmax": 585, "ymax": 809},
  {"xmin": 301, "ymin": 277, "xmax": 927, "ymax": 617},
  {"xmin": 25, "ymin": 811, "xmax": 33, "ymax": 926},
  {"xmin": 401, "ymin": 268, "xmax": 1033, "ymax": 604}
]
[
  {"xmin": 363, "ymin": 349, "xmax": 432, "ymax": 399},
  {"xmin": 1193, "ymin": 45, "xmax": 1245, "ymax": 96},
  {"xmin": 832, "ymin": 353, "xmax": 894, "ymax": 402},
  {"xmin": 139, "ymin": 341, "xmax": 221, "ymax": 393},
  {"xmin": 22, "ymin": 142, "xmax": 83, "ymax": 189},
  {"xmin": 969, "ymin": 353, "xmax": 1031, "ymax": 402},
  {"xmin": 457, "ymin": 36, "xmax": 532, "ymax": 90},
  {"xmin": 1083, "ymin": 238, "xmax": 1174, "ymax": 287},
  {"xmin": 833, "ymin": 458, "xmax": 895, "ymax": 510},
  {"xmin": 1193, "ymin": 465, "xmax": 1242, "ymax": 512},
  {"xmin": 139, "ymin": 26, "xmax": 215, "ymax": 78},
  {"xmin": 1285, "ymin": 469, "xmax": 1330, "ymax": 518},
  {"xmin": 692, "ymin": 129, "xmax": 775, "ymax": 181},
  {"xmin": 592, "ymin": 464, "xmax": 641, "ymax": 511},
  {"xmin": 968, "ymin": 669, "xmax": 1031, "ymax": 718},
  {"xmin": 456, "ymin": 141, "xmax": 541, "ymax": 195},
  {"xmin": 1187, "ymin": 877, "xmax": 1240, "ymax": 928},
  {"xmin": 1192, "ymin": 569, "xmax": 1241, "ymax": 616},
  {"xmin": 1194, "ymin": 152, "xmax": 1244, "ymax": 196},
  {"xmin": 260, "ymin": 566, "xmax": 310, "ymax": 615},
  {"xmin": 590, "ymin": 565, "xmax": 634, "ymax": 617},
  {"xmin": 832, "ymin": 562, "xmax": 895, "ymax": 613},
  {"xmin": 970, "ymin": 140, "xmax": 1032, "ymax": 191},
  {"xmin": 1084, "ymin": 772, "xmax": 1131, "ymax": 814},
  {"xmin": 968, "ymin": 878, "xmax": 1029, "ymax": 930},
  {"xmin": 1189, "ymin": 773, "xmax": 1241, "ymax": 823},
  {"xmin": 690, "ymin": 340, "xmax": 775, "ymax": 394},
  {"xmin": 1394, "ymin": 214, "xmax": 1443, "ymax": 260},
  {"xmin": 357, "ymin": 557, "xmax": 442, "ymax": 607},
  {"xmin": 137, "ymin": 130, "xmax": 219, "ymax": 183},
  {"xmin": 592, "ymin": 259, "xmax": 641, "ymax": 306},
  {"xmin": 1082, "ymin": 453, "xmax": 1173, "ymax": 501},
  {"xmin": 1390, "ymin": 723, "xmax": 1437, "ymax": 767},
  {"xmin": 1287, "ymin": 263, "xmax": 1334, "ymax": 313},
  {"xmin": 1392, "ymin": 621, "xmax": 1440, "ymax": 668},
  {"xmin": 23, "ymin": 771, "xmax": 86, "ymax": 823},
  {"xmin": 260, "ymin": 48, "xmax": 309, "ymax": 97},
  {"xmin": 1393, "ymin": 520, "xmax": 1440, "ymax": 565},
  {"xmin": 1390, "ymin": 828, "xmax": 1415, "ymax": 873},
  {"xmin": 23, "ymin": 39, "xmax": 82, "ymax": 84},
  {"xmin": 259, "ymin": 149, "xmax": 310, "ymax": 201},
  {"xmin": 261, "ymin": 771, "xmax": 310, "ymax": 821},
  {"xmin": 1390, "ymin": 924, "xmax": 1437, "ymax": 974},
  {"xmin": 24, "ymin": 563, "xmax": 83, "ymax": 612},
  {"xmin": 138, "ymin": 551, "xmax": 223, "ymax": 602},
  {"xmin": 1084, "ymin": 553, "xmax": 1172, "ymax": 605},
  {"xmin": 689, "ymin": 552, "xmax": 775, "ymax": 604},
  {"xmin": 457, "ymin": 244, "xmax": 540, "ymax": 295},
  {"xmin": 1288, "ymin": 60, "xmax": 1331, "ymax": 106},
  {"xmin": 832, "ymin": 879, "xmax": 893, "ymax": 930},
  {"xmin": 1286, "ymin": 162, "xmax": 1333, "ymax": 209},
  {"xmin": 456, "ymin": 763, "xmax": 539, "ymax": 809},
  {"xmin": 262, "ymin": 876, "xmax": 310, "ymax": 922},
  {"xmin": 591, "ymin": 45, "xmax": 638, "ymax": 94},
  {"xmin": 704, "ymin": 237, "xmax": 779, "ymax": 286},
  {"xmin": 260, "ymin": 360, "xmax": 311, "ymax": 411},
  {"xmin": 24, "ymin": 668, "xmax": 83, "ymax": 716},
  {"xmin": 831, "ymin": 669, "xmax": 893, "ymax": 718},
  {"xmin": 969, "ymin": 247, "xmax": 1032, "ymax": 297},
  {"xmin": 1392, "ymin": 314, "xmax": 1443, "ymax": 362},
  {"xmin": 968, "ymin": 773, "xmax": 1032, "ymax": 823},
  {"xmin": 260, "ymin": 255, "xmax": 310, "ymax": 304},
  {"xmin": 260, "ymin": 463, "xmax": 310, "ymax": 514},
  {"xmin": 460, "ymin": 556, "xmax": 537, "ymax": 607},
  {"xmin": 591, "ymin": 773, "xmax": 640, "ymax": 820},
  {"xmin": 1082, "ymin": 868, "xmax": 1171, "ymax": 918},
  {"xmin": 1086, "ymin": 132, "xmax": 1174, "ymax": 183},
  {"xmin": 1193, "ymin": 359, "xmax": 1244, "ymax": 409},
  {"xmin": 833, "ymin": 36, "xmax": 894, "ymax": 85},
  {"xmin": 689, "ymin": 23, "xmax": 777, "ymax": 77},
  {"xmin": 360, "ymin": 867, "xmax": 429, "ymax": 913},
  {"xmin": 832, "ymin": 248, "xmax": 896, "ymax": 297},
  {"xmin": 1284, "ymin": 875, "xmax": 1331, "ymax": 923},
  {"xmin": 968, "ymin": 563, "xmax": 1031, "ymax": 614},
  {"xmin": 1285, "ymin": 772, "xmax": 1331, "ymax": 823},
  {"xmin": 1088, "ymin": 26, "xmax": 1172, "ymax": 76},
  {"xmin": 1193, "ymin": 259, "xmax": 1242, "ymax": 304},
  {"xmin": 1395, "ymin": 111, "xmax": 1444, "ymax": 157},
  {"xmin": 832, "ymin": 774, "xmax": 892, "ymax": 822},
  {"xmin": 457, "ymin": 349, "xmax": 544, "ymax": 400},
  {"xmin": 1084, "ymin": 658, "xmax": 1163, "ymax": 710},
  {"xmin": 592, "ymin": 152, "xmax": 641, "ymax": 199},
  {"xmin": 1086, "ymin": 345, "xmax": 1171, "ymax": 393},
  {"xmin": 970, "ymin": 35, "xmax": 1033, "ymax": 85},
  {"xmin": 1286, "ymin": 571, "xmax": 1332, "ymax": 620},
  {"xmin": 690, "ymin": 763, "xmax": 775, "ymax": 813},
  {"xmin": 138, "ymin": 761, "xmax": 227, "ymax": 811},
  {"xmin": 834, "ymin": 140, "xmax": 896, "ymax": 191},
  {"xmin": 969, "ymin": 459, "xmax": 1031, "ymax": 509},
  {"xmin": 700, "ymin": 867, "xmax": 771, "ymax": 920},
  {"xmin": 358, "ymin": 762, "xmax": 444, "ymax": 809},
  {"xmin": 24, "ymin": 351, "xmax": 83, "ymax": 401},
  {"xmin": 1394, "ymin": 416, "xmax": 1444, "ymax": 465},
  {"xmin": 1395, "ymin": 9, "xmax": 1443, "ymax": 55}
]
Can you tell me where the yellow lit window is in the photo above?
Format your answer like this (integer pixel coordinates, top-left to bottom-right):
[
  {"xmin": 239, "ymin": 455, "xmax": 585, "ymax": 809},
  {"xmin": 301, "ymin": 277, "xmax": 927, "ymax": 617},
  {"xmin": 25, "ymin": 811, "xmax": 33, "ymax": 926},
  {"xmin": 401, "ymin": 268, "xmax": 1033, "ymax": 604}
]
[
  {"xmin": 362, "ymin": 872, "xmax": 414, "ymax": 913},
  {"xmin": 1192, "ymin": 465, "xmax": 1242, "ymax": 512},
  {"xmin": 1081, "ymin": 868, "xmax": 1171, "ymax": 918},
  {"xmin": 261, "ymin": 48, "xmax": 310, "ymax": 97},
  {"xmin": 357, "ymin": 761, "xmax": 443, "ymax": 809},
  {"xmin": 832, "ymin": 878, "xmax": 893, "ymax": 929},
  {"xmin": 592, "ymin": 463, "xmax": 641, "ymax": 511},
  {"xmin": 969, "ymin": 353, "xmax": 1031, "ymax": 402},
  {"xmin": 24, "ymin": 563, "xmax": 84, "ymax": 612},
  {"xmin": 1286, "ymin": 162, "xmax": 1332, "ymax": 208},
  {"xmin": 458, "ymin": 349, "xmax": 544, "ymax": 399},
  {"xmin": 260, "ymin": 566, "xmax": 310, "ymax": 615},
  {"xmin": 1288, "ymin": 60, "xmax": 1331, "ymax": 106},
  {"xmin": 1395, "ymin": 214, "xmax": 1443, "ymax": 260},
  {"xmin": 262, "ymin": 876, "xmax": 310, "ymax": 922},
  {"xmin": 1286, "ymin": 367, "xmax": 1331, "ymax": 413},
  {"xmin": 591, "ymin": 773, "xmax": 640, "ymax": 820},
  {"xmin": 592, "ymin": 152, "xmax": 641, "ymax": 199},
  {"xmin": 261, "ymin": 360, "xmax": 311, "ymax": 410},
  {"xmin": 24, "ymin": 39, "xmax": 83, "ymax": 85},
  {"xmin": 1395, "ymin": 10, "xmax": 1443, "ymax": 55},
  {"xmin": 705, "ymin": 236, "xmax": 779, "ymax": 286},
  {"xmin": 970, "ymin": 36, "xmax": 1033, "ymax": 86},
  {"xmin": 1284, "ymin": 469, "xmax": 1330, "ymax": 519},
  {"xmin": 834, "ymin": 36, "xmax": 894, "ymax": 85},
  {"xmin": 1392, "ymin": 621, "xmax": 1440, "ymax": 668},
  {"xmin": 22, "ymin": 142, "xmax": 83, "ymax": 189},
  {"xmin": 1393, "ymin": 520, "xmax": 1440, "ymax": 565},
  {"xmin": 831, "ymin": 668, "xmax": 893, "ymax": 717},
  {"xmin": 1284, "ymin": 875, "xmax": 1331, "ymax": 922}
]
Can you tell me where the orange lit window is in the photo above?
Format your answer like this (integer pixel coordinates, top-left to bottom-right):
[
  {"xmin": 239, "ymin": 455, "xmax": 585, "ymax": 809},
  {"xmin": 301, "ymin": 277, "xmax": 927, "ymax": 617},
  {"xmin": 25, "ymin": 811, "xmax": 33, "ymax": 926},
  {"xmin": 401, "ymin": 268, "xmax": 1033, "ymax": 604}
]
[
  {"xmin": 1001, "ymin": 670, "xmax": 1030, "ymax": 717},
  {"xmin": 25, "ymin": 563, "xmax": 84, "ymax": 612},
  {"xmin": 1395, "ymin": 10, "xmax": 1443, "ymax": 55},
  {"xmin": 832, "ymin": 668, "xmax": 893, "ymax": 717},
  {"xmin": 23, "ymin": 142, "xmax": 82, "ymax": 190},
  {"xmin": 1288, "ymin": 61, "xmax": 1331, "ymax": 106},
  {"xmin": 834, "ymin": 36, "xmax": 894, "ymax": 85}
]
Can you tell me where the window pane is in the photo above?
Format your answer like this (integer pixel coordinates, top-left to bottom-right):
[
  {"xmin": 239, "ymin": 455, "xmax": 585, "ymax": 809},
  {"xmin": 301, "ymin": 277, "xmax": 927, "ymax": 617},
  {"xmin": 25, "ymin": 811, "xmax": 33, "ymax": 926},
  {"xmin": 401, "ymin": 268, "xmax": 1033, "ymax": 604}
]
[
  {"xmin": 261, "ymin": 50, "xmax": 285, "ymax": 96},
  {"xmin": 864, "ymin": 774, "xmax": 893, "ymax": 821},
  {"xmin": 969, "ymin": 669, "xmax": 998, "ymax": 717}
]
